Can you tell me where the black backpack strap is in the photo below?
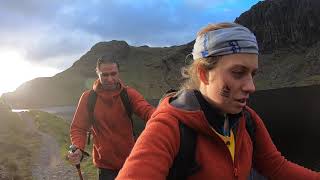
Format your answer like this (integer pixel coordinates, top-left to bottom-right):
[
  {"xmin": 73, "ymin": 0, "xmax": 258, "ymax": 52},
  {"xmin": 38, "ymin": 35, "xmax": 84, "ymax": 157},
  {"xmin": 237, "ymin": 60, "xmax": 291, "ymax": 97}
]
[
  {"xmin": 243, "ymin": 109, "xmax": 256, "ymax": 149},
  {"xmin": 87, "ymin": 90, "xmax": 97, "ymax": 145},
  {"xmin": 243, "ymin": 109, "xmax": 267, "ymax": 180},
  {"xmin": 120, "ymin": 88, "xmax": 135, "ymax": 138},
  {"xmin": 167, "ymin": 122, "xmax": 201, "ymax": 180}
]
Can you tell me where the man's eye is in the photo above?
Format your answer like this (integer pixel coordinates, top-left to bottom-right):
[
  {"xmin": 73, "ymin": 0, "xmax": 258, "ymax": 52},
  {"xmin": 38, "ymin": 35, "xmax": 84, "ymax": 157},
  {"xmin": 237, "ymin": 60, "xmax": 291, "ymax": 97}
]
[{"xmin": 101, "ymin": 73, "xmax": 109, "ymax": 77}]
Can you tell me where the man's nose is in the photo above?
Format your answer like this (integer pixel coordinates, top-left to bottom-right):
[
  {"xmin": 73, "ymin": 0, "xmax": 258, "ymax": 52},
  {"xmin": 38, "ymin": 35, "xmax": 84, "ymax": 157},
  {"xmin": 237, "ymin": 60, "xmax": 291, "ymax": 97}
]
[{"xmin": 106, "ymin": 75, "xmax": 113, "ymax": 82}]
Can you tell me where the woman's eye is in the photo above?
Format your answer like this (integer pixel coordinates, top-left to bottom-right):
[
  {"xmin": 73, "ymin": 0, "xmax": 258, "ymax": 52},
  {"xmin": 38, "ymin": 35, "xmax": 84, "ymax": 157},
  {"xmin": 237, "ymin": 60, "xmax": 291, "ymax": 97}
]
[{"xmin": 232, "ymin": 71, "xmax": 244, "ymax": 78}]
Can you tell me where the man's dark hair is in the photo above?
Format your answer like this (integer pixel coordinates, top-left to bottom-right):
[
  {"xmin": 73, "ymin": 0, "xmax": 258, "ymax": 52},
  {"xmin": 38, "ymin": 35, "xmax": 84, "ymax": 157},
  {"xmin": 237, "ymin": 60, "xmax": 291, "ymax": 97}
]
[{"xmin": 96, "ymin": 55, "xmax": 120, "ymax": 70}]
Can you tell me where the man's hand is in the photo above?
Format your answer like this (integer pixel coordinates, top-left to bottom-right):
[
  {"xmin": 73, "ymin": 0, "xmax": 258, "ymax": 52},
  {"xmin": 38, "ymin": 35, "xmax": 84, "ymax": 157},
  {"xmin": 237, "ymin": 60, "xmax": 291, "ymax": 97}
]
[{"xmin": 67, "ymin": 148, "xmax": 83, "ymax": 166}]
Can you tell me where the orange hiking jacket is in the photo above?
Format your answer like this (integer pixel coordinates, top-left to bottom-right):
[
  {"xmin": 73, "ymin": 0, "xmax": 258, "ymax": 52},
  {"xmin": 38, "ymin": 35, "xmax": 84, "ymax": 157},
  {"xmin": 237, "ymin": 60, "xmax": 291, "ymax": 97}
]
[
  {"xmin": 70, "ymin": 79, "xmax": 155, "ymax": 170},
  {"xmin": 116, "ymin": 90, "xmax": 320, "ymax": 180}
]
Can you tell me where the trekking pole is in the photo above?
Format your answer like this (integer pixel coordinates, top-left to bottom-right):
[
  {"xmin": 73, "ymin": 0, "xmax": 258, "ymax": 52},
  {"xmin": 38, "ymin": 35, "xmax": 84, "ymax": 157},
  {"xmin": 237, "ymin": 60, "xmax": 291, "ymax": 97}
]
[{"xmin": 69, "ymin": 145, "xmax": 84, "ymax": 180}]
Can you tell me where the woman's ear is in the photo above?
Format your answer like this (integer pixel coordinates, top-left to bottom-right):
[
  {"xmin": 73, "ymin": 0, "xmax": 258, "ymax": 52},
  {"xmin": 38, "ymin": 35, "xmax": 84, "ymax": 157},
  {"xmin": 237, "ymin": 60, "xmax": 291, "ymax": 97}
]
[{"xmin": 198, "ymin": 65, "xmax": 209, "ymax": 85}]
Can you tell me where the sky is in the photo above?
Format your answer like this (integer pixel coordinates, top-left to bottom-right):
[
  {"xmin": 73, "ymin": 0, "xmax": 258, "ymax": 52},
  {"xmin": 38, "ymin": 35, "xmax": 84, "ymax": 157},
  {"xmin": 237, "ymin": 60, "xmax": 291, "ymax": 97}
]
[{"xmin": 0, "ymin": 0, "xmax": 261, "ymax": 96}]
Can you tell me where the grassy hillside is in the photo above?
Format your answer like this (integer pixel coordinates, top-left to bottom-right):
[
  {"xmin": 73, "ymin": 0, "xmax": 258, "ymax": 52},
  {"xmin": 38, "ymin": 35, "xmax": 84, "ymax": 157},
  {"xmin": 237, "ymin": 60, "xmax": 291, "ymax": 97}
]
[
  {"xmin": 3, "ymin": 74, "xmax": 90, "ymax": 108},
  {"xmin": 251, "ymin": 42, "xmax": 320, "ymax": 90},
  {"xmin": 2, "ymin": 41, "xmax": 190, "ymax": 108},
  {"xmin": 0, "ymin": 99, "xmax": 40, "ymax": 179}
]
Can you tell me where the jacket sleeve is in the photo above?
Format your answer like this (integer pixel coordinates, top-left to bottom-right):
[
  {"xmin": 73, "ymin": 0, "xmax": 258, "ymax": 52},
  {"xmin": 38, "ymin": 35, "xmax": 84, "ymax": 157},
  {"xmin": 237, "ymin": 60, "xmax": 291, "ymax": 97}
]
[
  {"xmin": 70, "ymin": 91, "xmax": 91, "ymax": 151},
  {"xmin": 127, "ymin": 87, "xmax": 156, "ymax": 122},
  {"xmin": 116, "ymin": 112, "xmax": 180, "ymax": 180},
  {"xmin": 248, "ymin": 108, "xmax": 320, "ymax": 180}
]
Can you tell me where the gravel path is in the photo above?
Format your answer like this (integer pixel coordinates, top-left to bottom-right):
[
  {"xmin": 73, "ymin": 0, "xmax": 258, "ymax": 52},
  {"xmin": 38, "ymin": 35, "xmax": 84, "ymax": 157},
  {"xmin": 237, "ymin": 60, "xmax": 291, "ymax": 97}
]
[
  {"xmin": 0, "ymin": 165, "xmax": 10, "ymax": 180},
  {"xmin": 18, "ymin": 112, "xmax": 80, "ymax": 180}
]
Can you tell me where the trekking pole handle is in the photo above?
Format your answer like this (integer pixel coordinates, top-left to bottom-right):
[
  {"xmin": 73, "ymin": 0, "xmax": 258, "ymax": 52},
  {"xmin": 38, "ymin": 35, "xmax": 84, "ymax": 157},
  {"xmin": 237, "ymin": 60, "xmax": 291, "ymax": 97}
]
[
  {"xmin": 69, "ymin": 145, "xmax": 81, "ymax": 169},
  {"xmin": 68, "ymin": 145, "xmax": 85, "ymax": 180},
  {"xmin": 69, "ymin": 144, "xmax": 78, "ymax": 152}
]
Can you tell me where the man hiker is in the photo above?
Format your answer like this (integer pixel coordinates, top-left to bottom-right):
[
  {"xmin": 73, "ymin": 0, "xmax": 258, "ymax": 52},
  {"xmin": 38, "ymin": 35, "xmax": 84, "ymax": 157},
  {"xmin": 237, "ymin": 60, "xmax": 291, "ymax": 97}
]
[{"xmin": 67, "ymin": 55, "xmax": 155, "ymax": 180}]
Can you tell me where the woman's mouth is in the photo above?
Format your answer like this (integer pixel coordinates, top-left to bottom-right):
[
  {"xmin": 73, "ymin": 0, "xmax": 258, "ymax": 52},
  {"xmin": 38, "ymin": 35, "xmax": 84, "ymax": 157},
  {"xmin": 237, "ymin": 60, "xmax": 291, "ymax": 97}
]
[{"xmin": 235, "ymin": 98, "xmax": 247, "ymax": 105}]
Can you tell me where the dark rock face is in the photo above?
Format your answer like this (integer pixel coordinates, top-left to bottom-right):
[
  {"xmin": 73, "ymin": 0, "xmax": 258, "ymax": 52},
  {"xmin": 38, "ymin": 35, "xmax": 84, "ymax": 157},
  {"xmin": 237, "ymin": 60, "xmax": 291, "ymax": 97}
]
[
  {"xmin": 234, "ymin": 0, "xmax": 320, "ymax": 91},
  {"xmin": 249, "ymin": 85, "xmax": 320, "ymax": 171},
  {"xmin": 236, "ymin": 0, "xmax": 320, "ymax": 52}
]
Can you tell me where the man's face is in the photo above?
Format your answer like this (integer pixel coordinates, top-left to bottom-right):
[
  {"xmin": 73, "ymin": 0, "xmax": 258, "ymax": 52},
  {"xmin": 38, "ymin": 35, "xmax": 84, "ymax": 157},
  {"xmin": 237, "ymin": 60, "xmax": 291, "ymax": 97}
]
[{"xmin": 97, "ymin": 63, "xmax": 120, "ymax": 90}]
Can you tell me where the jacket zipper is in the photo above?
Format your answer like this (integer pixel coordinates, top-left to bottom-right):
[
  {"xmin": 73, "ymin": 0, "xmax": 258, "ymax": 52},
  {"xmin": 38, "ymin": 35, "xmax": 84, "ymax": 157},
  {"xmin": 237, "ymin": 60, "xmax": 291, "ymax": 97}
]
[{"xmin": 209, "ymin": 113, "xmax": 239, "ymax": 179}]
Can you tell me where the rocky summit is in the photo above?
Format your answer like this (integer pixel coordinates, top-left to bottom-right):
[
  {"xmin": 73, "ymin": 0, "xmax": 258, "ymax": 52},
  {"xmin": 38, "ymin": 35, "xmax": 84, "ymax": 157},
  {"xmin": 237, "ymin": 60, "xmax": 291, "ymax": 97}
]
[{"xmin": 236, "ymin": 0, "xmax": 320, "ymax": 52}]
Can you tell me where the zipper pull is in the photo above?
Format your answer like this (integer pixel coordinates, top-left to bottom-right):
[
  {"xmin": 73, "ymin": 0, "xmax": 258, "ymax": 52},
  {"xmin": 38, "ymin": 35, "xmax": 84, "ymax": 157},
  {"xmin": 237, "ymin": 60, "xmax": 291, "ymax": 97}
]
[{"xmin": 234, "ymin": 167, "xmax": 239, "ymax": 177}]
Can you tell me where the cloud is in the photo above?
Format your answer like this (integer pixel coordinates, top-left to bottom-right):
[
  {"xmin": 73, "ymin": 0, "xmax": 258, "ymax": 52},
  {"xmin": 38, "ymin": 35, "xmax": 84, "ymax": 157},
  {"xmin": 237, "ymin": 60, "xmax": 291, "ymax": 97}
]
[
  {"xmin": 24, "ymin": 28, "xmax": 101, "ymax": 63},
  {"xmin": 53, "ymin": 0, "xmax": 226, "ymax": 46},
  {"xmin": 0, "ymin": 0, "xmax": 62, "ymax": 27},
  {"xmin": 0, "ymin": 0, "xmax": 259, "ymax": 70}
]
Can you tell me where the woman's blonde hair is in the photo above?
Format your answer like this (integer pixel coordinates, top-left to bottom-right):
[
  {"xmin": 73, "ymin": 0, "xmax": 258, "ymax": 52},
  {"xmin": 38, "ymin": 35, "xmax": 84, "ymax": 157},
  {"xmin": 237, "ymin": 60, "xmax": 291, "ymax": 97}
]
[{"xmin": 180, "ymin": 22, "xmax": 240, "ymax": 90}]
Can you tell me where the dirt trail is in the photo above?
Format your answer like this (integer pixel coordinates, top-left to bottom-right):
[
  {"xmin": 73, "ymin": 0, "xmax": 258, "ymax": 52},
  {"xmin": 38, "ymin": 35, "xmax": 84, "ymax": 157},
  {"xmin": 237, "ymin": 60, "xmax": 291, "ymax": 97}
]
[{"xmin": 18, "ymin": 112, "xmax": 79, "ymax": 180}]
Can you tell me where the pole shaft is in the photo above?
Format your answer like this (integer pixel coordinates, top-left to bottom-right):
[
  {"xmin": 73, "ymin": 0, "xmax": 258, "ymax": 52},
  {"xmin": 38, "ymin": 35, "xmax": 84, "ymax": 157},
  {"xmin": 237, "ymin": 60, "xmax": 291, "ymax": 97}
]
[{"xmin": 77, "ymin": 168, "xmax": 84, "ymax": 180}]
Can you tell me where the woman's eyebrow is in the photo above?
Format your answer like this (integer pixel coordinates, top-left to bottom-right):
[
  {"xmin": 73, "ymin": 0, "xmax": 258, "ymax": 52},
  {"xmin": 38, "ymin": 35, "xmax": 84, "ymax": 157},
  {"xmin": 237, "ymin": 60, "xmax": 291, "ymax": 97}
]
[
  {"xmin": 230, "ymin": 64, "xmax": 248, "ymax": 70},
  {"xmin": 231, "ymin": 64, "xmax": 257, "ymax": 71}
]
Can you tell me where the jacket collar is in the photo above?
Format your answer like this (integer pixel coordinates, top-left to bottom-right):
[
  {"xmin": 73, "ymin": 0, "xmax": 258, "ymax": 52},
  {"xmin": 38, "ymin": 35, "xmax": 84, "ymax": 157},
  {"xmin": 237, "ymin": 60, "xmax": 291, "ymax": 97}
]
[{"xmin": 170, "ymin": 89, "xmax": 242, "ymax": 135}]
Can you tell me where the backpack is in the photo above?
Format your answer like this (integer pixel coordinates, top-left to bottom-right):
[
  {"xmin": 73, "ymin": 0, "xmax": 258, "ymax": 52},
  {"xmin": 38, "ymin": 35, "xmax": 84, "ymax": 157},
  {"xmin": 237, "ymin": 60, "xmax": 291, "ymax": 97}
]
[
  {"xmin": 86, "ymin": 88, "xmax": 135, "ymax": 145},
  {"xmin": 165, "ymin": 90, "xmax": 257, "ymax": 180}
]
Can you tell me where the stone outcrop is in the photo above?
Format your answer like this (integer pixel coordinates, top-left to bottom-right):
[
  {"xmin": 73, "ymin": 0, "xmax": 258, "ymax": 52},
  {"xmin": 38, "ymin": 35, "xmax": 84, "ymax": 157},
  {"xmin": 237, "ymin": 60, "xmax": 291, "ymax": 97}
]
[{"xmin": 235, "ymin": 0, "xmax": 320, "ymax": 52}]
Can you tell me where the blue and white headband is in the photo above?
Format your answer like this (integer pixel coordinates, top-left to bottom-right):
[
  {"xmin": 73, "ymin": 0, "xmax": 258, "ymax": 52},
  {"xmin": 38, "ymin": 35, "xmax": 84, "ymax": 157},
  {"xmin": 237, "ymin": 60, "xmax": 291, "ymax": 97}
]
[{"xmin": 192, "ymin": 25, "xmax": 259, "ymax": 60}]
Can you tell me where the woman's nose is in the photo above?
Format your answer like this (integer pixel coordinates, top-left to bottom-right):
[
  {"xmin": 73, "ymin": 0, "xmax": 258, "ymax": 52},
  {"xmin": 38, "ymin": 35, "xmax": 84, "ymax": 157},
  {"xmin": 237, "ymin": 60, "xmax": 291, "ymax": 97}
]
[{"xmin": 243, "ymin": 76, "xmax": 256, "ymax": 94}]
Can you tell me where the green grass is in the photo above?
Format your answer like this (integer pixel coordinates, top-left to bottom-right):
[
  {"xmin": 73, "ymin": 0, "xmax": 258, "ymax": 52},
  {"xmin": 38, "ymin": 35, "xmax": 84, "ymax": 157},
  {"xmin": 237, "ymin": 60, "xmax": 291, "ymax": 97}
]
[
  {"xmin": 29, "ymin": 110, "xmax": 97, "ymax": 179},
  {"xmin": 294, "ymin": 75, "xmax": 320, "ymax": 87},
  {"xmin": 0, "ymin": 99, "xmax": 40, "ymax": 180}
]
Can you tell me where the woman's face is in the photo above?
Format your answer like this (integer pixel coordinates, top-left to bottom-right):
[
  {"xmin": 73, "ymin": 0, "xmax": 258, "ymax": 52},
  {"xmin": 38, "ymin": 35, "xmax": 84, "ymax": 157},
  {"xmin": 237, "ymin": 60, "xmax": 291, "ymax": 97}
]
[{"xmin": 200, "ymin": 53, "xmax": 258, "ymax": 114}]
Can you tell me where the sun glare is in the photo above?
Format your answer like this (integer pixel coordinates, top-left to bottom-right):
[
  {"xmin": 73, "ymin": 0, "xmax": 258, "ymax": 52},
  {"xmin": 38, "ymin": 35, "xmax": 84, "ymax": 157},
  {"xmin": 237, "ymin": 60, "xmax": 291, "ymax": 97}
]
[{"xmin": 0, "ymin": 49, "xmax": 60, "ymax": 96}]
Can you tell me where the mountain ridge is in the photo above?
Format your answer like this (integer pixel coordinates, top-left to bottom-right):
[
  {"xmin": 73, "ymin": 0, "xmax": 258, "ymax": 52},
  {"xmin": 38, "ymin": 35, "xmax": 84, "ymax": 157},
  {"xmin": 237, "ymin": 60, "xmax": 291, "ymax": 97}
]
[{"xmin": 2, "ymin": 0, "xmax": 320, "ymax": 108}]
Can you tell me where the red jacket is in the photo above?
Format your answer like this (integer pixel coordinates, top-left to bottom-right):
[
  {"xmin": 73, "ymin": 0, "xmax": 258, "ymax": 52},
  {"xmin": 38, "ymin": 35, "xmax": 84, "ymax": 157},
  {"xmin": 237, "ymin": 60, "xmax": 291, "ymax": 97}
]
[
  {"xmin": 116, "ymin": 90, "xmax": 320, "ymax": 180},
  {"xmin": 70, "ymin": 80, "xmax": 155, "ymax": 170}
]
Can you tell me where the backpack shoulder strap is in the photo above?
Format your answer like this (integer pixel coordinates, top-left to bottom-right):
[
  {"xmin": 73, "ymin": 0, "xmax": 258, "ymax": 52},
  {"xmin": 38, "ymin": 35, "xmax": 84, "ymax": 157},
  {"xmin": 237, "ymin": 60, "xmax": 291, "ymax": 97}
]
[
  {"xmin": 243, "ymin": 108, "xmax": 256, "ymax": 148},
  {"xmin": 87, "ymin": 90, "xmax": 97, "ymax": 125},
  {"xmin": 167, "ymin": 122, "xmax": 201, "ymax": 180},
  {"xmin": 86, "ymin": 90, "xmax": 97, "ymax": 145},
  {"xmin": 120, "ymin": 88, "xmax": 133, "ymax": 118},
  {"xmin": 243, "ymin": 110, "xmax": 266, "ymax": 179},
  {"xmin": 120, "ymin": 88, "xmax": 135, "ymax": 138}
]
